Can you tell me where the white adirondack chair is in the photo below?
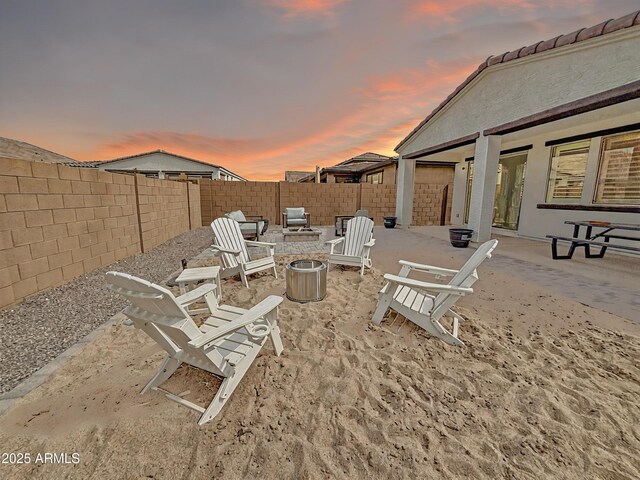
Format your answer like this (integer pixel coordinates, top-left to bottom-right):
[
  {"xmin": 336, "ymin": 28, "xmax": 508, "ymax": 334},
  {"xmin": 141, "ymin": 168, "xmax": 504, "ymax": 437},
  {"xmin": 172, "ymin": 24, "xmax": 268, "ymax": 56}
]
[
  {"xmin": 372, "ymin": 239, "xmax": 498, "ymax": 346},
  {"xmin": 211, "ymin": 217, "xmax": 278, "ymax": 288},
  {"xmin": 326, "ymin": 216, "xmax": 375, "ymax": 275},
  {"xmin": 105, "ymin": 271, "xmax": 284, "ymax": 425}
]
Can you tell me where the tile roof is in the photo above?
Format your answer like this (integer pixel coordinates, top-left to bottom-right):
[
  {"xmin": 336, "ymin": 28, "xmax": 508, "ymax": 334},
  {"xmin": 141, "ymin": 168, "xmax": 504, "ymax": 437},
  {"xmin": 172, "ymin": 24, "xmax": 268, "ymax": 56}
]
[
  {"xmin": 285, "ymin": 170, "xmax": 314, "ymax": 182},
  {"xmin": 298, "ymin": 152, "xmax": 394, "ymax": 181},
  {"xmin": 61, "ymin": 160, "xmax": 107, "ymax": 168},
  {"xmin": 0, "ymin": 137, "xmax": 76, "ymax": 164},
  {"xmin": 395, "ymin": 10, "xmax": 640, "ymax": 151}
]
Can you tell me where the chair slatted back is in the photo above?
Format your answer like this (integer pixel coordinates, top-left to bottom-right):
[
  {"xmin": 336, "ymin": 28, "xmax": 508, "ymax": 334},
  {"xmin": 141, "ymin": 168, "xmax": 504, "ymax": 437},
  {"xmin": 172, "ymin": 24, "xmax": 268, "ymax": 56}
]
[
  {"xmin": 105, "ymin": 272, "xmax": 221, "ymax": 371},
  {"xmin": 343, "ymin": 216, "xmax": 374, "ymax": 257},
  {"xmin": 211, "ymin": 217, "xmax": 250, "ymax": 269},
  {"xmin": 429, "ymin": 240, "xmax": 498, "ymax": 318}
]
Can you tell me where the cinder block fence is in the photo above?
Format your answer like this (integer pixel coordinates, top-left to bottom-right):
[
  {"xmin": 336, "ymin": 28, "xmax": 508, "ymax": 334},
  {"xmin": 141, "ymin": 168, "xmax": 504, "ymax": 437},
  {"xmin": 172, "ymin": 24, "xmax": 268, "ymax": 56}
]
[
  {"xmin": 0, "ymin": 157, "xmax": 201, "ymax": 308},
  {"xmin": 198, "ymin": 179, "xmax": 451, "ymax": 228},
  {"xmin": 1, "ymin": 156, "xmax": 451, "ymax": 309}
]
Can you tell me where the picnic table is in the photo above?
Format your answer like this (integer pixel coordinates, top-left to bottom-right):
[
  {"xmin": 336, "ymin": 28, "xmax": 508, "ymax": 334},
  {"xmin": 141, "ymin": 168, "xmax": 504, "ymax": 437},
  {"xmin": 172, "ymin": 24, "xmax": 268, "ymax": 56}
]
[{"xmin": 547, "ymin": 221, "xmax": 640, "ymax": 259}]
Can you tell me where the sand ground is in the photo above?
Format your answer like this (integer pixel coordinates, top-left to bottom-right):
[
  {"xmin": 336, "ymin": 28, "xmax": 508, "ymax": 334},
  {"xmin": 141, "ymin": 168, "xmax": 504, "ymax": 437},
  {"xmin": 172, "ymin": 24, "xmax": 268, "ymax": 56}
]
[{"xmin": 0, "ymin": 239, "xmax": 639, "ymax": 479}]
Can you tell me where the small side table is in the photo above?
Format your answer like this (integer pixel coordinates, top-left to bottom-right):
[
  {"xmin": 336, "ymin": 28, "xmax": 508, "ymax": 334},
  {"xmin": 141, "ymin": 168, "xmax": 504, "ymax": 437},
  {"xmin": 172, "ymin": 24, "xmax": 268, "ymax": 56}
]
[{"xmin": 175, "ymin": 266, "xmax": 222, "ymax": 302}]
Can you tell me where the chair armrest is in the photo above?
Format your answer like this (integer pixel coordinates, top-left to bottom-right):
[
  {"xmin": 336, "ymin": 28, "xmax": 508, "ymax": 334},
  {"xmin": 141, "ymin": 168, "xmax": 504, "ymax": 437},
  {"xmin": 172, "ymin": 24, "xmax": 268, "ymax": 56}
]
[
  {"xmin": 398, "ymin": 260, "xmax": 458, "ymax": 277},
  {"xmin": 326, "ymin": 237, "xmax": 343, "ymax": 254},
  {"xmin": 189, "ymin": 295, "xmax": 284, "ymax": 349},
  {"xmin": 364, "ymin": 239, "xmax": 375, "ymax": 247},
  {"xmin": 305, "ymin": 212, "xmax": 311, "ymax": 227},
  {"xmin": 245, "ymin": 240, "xmax": 276, "ymax": 248},
  {"xmin": 244, "ymin": 215, "xmax": 264, "ymax": 220},
  {"xmin": 211, "ymin": 245, "xmax": 242, "ymax": 255},
  {"xmin": 176, "ymin": 283, "xmax": 217, "ymax": 306},
  {"xmin": 325, "ymin": 238, "xmax": 344, "ymax": 245},
  {"xmin": 383, "ymin": 274, "xmax": 472, "ymax": 295}
]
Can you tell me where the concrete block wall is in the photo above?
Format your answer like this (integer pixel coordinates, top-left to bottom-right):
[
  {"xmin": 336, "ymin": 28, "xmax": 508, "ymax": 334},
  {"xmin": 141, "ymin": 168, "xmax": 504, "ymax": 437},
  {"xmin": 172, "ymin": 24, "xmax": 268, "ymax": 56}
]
[
  {"xmin": 0, "ymin": 158, "xmax": 140, "ymax": 308},
  {"xmin": 199, "ymin": 180, "xmax": 279, "ymax": 226},
  {"xmin": 360, "ymin": 184, "xmax": 397, "ymax": 224},
  {"xmin": 279, "ymin": 182, "xmax": 359, "ymax": 226},
  {"xmin": 413, "ymin": 184, "xmax": 449, "ymax": 225},
  {"xmin": 199, "ymin": 180, "xmax": 449, "ymax": 228},
  {"xmin": 188, "ymin": 182, "xmax": 202, "ymax": 229},
  {"xmin": 136, "ymin": 175, "xmax": 190, "ymax": 252},
  {"xmin": 0, "ymin": 157, "xmax": 201, "ymax": 309}
]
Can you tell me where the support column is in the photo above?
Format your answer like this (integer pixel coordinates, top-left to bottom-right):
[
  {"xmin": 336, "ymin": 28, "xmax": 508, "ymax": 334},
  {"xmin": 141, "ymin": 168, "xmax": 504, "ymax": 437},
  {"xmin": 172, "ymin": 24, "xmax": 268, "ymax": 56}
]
[
  {"xmin": 395, "ymin": 155, "xmax": 415, "ymax": 226},
  {"xmin": 468, "ymin": 134, "xmax": 501, "ymax": 242}
]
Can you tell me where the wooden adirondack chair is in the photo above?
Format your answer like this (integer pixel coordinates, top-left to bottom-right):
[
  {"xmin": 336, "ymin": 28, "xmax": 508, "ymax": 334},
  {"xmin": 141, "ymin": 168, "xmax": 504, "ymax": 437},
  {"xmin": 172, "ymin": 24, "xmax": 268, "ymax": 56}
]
[
  {"xmin": 211, "ymin": 217, "xmax": 278, "ymax": 288},
  {"xmin": 326, "ymin": 216, "xmax": 375, "ymax": 275},
  {"xmin": 372, "ymin": 239, "xmax": 498, "ymax": 346},
  {"xmin": 105, "ymin": 271, "xmax": 284, "ymax": 425}
]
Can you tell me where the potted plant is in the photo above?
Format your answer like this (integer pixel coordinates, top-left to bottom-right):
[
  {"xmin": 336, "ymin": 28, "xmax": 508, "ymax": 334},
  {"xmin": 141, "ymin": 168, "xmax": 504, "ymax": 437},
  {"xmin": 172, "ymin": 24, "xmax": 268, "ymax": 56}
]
[
  {"xmin": 449, "ymin": 228, "xmax": 473, "ymax": 248},
  {"xmin": 383, "ymin": 216, "xmax": 397, "ymax": 228}
]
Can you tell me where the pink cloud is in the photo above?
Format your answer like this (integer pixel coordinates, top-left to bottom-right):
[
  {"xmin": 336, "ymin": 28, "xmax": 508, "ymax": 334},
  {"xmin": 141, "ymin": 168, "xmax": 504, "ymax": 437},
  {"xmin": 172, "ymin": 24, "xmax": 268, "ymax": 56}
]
[
  {"xmin": 407, "ymin": 0, "xmax": 593, "ymax": 22},
  {"xmin": 264, "ymin": 0, "xmax": 350, "ymax": 18}
]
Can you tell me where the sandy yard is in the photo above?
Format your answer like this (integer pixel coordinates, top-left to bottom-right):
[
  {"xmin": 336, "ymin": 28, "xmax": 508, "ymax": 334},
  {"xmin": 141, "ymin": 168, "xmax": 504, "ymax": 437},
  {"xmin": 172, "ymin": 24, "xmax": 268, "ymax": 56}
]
[{"xmin": 1, "ymin": 234, "xmax": 639, "ymax": 479}]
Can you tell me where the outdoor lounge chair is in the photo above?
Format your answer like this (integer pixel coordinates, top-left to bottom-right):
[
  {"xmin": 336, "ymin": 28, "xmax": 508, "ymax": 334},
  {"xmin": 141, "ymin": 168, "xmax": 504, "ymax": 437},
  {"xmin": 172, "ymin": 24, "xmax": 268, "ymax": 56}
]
[
  {"xmin": 225, "ymin": 210, "xmax": 268, "ymax": 240},
  {"xmin": 372, "ymin": 239, "xmax": 498, "ymax": 346},
  {"xmin": 326, "ymin": 216, "xmax": 375, "ymax": 275},
  {"xmin": 335, "ymin": 209, "xmax": 371, "ymax": 236},
  {"xmin": 105, "ymin": 271, "xmax": 284, "ymax": 425},
  {"xmin": 211, "ymin": 217, "xmax": 277, "ymax": 288},
  {"xmin": 282, "ymin": 207, "xmax": 311, "ymax": 228}
]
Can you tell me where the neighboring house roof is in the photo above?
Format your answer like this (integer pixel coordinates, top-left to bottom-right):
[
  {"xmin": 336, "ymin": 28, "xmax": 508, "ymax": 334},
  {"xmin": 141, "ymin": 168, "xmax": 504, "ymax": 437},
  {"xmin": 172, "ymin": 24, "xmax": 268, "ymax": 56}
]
[
  {"xmin": 62, "ymin": 160, "xmax": 107, "ymax": 168},
  {"xmin": 298, "ymin": 152, "xmax": 394, "ymax": 182},
  {"xmin": 285, "ymin": 170, "xmax": 314, "ymax": 182},
  {"xmin": 97, "ymin": 149, "xmax": 247, "ymax": 180},
  {"xmin": 334, "ymin": 152, "xmax": 393, "ymax": 167},
  {"xmin": 98, "ymin": 149, "xmax": 222, "ymax": 169},
  {"xmin": 395, "ymin": 10, "xmax": 640, "ymax": 151},
  {"xmin": 0, "ymin": 137, "xmax": 76, "ymax": 164}
]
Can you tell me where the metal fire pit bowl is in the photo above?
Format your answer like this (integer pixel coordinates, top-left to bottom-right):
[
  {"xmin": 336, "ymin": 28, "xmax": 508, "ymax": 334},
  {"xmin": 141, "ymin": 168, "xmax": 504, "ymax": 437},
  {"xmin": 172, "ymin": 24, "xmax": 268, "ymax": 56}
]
[{"xmin": 285, "ymin": 259, "xmax": 327, "ymax": 303}]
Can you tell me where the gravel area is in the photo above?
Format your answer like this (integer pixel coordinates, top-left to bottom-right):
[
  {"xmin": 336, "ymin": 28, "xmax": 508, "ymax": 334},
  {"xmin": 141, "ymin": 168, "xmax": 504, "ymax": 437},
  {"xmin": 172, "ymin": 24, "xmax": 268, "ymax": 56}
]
[{"xmin": 0, "ymin": 227, "xmax": 212, "ymax": 394}]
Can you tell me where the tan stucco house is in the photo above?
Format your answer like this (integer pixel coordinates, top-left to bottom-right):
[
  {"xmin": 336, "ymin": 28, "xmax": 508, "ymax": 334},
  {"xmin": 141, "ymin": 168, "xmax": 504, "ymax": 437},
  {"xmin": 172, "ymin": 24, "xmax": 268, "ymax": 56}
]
[
  {"xmin": 394, "ymin": 11, "xmax": 640, "ymax": 247},
  {"xmin": 93, "ymin": 150, "xmax": 246, "ymax": 181},
  {"xmin": 299, "ymin": 152, "xmax": 455, "ymax": 187}
]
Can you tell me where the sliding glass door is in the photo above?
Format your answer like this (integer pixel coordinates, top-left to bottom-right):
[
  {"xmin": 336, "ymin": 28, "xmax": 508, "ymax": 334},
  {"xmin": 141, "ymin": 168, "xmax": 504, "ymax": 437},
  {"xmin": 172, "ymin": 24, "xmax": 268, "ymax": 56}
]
[
  {"xmin": 493, "ymin": 153, "xmax": 527, "ymax": 230},
  {"xmin": 464, "ymin": 152, "xmax": 527, "ymax": 230}
]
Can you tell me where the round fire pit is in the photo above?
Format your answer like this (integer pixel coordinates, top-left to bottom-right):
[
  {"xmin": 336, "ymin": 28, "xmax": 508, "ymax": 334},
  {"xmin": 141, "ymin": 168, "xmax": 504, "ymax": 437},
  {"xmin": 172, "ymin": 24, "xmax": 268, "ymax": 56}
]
[{"xmin": 285, "ymin": 259, "xmax": 327, "ymax": 303}]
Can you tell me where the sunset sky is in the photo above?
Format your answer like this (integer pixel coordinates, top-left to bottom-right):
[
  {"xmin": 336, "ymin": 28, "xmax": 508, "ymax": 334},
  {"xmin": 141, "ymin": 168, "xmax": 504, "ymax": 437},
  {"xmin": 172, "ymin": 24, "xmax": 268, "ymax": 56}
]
[{"xmin": 1, "ymin": 0, "xmax": 638, "ymax": 180}]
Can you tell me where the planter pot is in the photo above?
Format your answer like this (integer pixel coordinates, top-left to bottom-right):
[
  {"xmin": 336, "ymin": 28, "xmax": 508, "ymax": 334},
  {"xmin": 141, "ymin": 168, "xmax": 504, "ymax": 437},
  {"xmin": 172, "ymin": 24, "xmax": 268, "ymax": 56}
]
[
  {"xmin": 449, "ymin": 228, "xmax": 473, "ymax": 248},
  {"xmin": 383, "ymin": 216, "xmax": 397, "ymax": 229}
]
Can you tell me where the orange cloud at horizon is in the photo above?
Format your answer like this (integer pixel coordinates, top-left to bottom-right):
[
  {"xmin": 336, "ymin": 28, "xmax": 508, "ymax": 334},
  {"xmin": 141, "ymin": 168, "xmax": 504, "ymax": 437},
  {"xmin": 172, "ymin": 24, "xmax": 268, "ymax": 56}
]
[
  {"xmin": 73, "ymin": 58, "xmax": 478, "ymax": 181},
  {"xmin": 264, "ymin": 0, "xmax": 350, "ymax": 17}
]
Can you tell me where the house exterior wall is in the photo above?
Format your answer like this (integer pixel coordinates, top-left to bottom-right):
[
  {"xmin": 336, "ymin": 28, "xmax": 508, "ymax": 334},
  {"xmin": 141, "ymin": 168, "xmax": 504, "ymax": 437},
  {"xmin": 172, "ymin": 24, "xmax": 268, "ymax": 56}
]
[
  {"xmin": 506, "ymin": 114, "xmax": 640, "ymax": 245},
  {"xmin": 398, "ymin": 29, "xmax": 640, "ymax": 156},
  {"xmin": 449, "ymin": 109, "xmax": 640, "ymax": 248}
]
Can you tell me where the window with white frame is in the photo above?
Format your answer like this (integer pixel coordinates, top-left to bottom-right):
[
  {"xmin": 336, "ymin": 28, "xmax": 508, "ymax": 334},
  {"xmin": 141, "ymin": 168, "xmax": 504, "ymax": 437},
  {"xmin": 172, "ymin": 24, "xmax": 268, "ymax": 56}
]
[
  {"xmin": 366, "ymin": 171, "xmax": 383, "ymax": 184},
  {"xmin": 595, "ymin": 131, "xmax": 640, "ymax": 204},
  {"xmin": 545, "ymin": 140, "xmax": 589, "ymax": 203}
]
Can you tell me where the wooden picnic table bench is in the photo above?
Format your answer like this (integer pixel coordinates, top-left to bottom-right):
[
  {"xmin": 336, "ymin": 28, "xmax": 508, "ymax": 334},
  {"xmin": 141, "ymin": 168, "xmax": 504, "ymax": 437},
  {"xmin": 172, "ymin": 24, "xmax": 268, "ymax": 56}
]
[{"xmin": 547, "ymin": 221, "xmax": 640, "ymax": 259}]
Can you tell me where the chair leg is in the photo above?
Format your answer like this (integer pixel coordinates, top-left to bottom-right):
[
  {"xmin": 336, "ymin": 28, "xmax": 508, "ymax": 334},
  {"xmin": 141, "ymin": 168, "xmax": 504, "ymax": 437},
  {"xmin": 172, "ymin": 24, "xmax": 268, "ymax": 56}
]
[
  {"xmin": 272, "ymin": 266, "xmax": 278, "ymax": 279},
  {"xmin": 372, "ymin": 290, "xmax": 393, "ymax": 325},
  {"xmin": 198, "ymin": 374, "xmax": 238, "ymax": 426},
  {"xmin": 360, "ymin": 263, "xmax": 365, "ymax": 276},
  {"xmin": 142, "ymin": 354, "xmax": 181, "ymax": 394},
  {"xmin": 240, "ymin": 271, "xmax": 249, "ymax": 288},
  {"xmin": 410, "ymin": 314, "xmax": 465, "ymax": 347},
  {"xmin": 197, "ymin": 343, "xmax": 263, "ymax": 425},
  {"xmin": 270, "ymin": 325, "xmax": 284, "ymax": 356}
]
